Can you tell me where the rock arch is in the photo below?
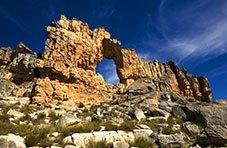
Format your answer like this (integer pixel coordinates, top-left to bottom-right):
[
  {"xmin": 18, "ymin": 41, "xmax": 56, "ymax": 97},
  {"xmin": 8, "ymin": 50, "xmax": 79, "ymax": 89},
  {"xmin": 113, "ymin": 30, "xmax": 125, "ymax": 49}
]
[
  {"xmin": 102, "ymin": 39, "xmax": 140, "ymax": 85},
  {"xmin": 33, "ymin": 15, "xmax": 212, "ymax": 105},
  {"xmin": 39, "ymin": 15, "xmax": 140, "ymax": 87}
]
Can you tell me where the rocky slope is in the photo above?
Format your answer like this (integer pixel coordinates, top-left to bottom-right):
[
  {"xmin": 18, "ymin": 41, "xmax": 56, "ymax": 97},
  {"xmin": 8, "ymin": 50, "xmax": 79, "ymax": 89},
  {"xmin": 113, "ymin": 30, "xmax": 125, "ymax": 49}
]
[
  {"xmin": 0, "ymin": 15, "xmax": 226, "ymax": 147},
  {"xmin": 0, "ymin": 91, "xmax": 226, "ymax": 147}
]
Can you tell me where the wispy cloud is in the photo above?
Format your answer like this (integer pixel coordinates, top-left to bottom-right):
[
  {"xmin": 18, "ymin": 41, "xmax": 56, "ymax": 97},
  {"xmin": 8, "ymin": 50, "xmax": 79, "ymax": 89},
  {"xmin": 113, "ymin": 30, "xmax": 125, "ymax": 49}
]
[
  {"xmin": 141, "ymin": 0, "xmax": 227, "ymax": 64},
  {"xmin": 105, "ymin": 72, "xmax": 119, "ymax": 84},
  {"xmin": 138, "ymin": 51, "xmax": 154, "ymax": 61},
  {"xmin": 97, "ymin": 59, "xmax": 119, "ymax": 84},
  {"xmin": 208, "ymin": 65, "xmax": 227, "ymax": 78},
  {"xmin": 166, "ymin": 18, "xmax": 227, "ymax": 63}
]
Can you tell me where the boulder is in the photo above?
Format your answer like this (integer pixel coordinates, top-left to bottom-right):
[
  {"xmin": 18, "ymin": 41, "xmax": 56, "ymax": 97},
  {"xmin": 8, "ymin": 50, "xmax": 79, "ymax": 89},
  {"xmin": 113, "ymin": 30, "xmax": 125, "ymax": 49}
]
[
  {"xmin": 50, "ymin": 146, "xmax": 62, "ymax": 148},
  {"xmin": 134, "ymin": 108, "xmax": 146, "ymax": 121},
  {"xmin": 172, "ymin": 105, "xmax": 187, "ymax": 119},
  {"xmin": 7, "ymin": 109, "xmax": 24, "ymax": 120},
  {"xmin": 0, "ymin": 97, "xmax": 30, "ymax": 106},
  {"xmin": 63, "ymin": 133, "xmax": 94, "ymax": 147},
  {"xmin": 158, "ymin": 101, "xmax": 177, "ymax": 113},
  {"xmin": 64, "ymin": 145, "xmax": 79, "ymax": 148},
  {"xmin": 133, "ymin": 129, "xmax": 154, "ymax": 142},
  {"xmin": 0, "ymin": 69, "xmax": 12, "ymax": 80},
  {"xmin": 93, "ymin": 131, "xmax": 120, "ymax": 144},
  {"xmin": 172, "ymin": 102, "xmax": 227, "ymax": 146},
  {"xmin": 71, "ymin": 133, "xmax": 94, "ymax": 147},
  {"xmin": 63, "ymin": 130, "xmax": 136, "ymax": 147},
  {"xmin": 183, "ymin": 122, "xmax": 200, "ymax": 135},
  {"xmin": 158, "ymin": 133, "xmax": 186, "ymax": 148},
  {"xmin": 0, "ymin": 134, "xmax": 26, "ymax": 148},
  {"xmin": 113, "ymin": 141, "xmax": 129, "ymax": 148},
  {"xmin": 123, "ymin": 78, "xmax": 155, "ymax": 95},
  {"xmin": 57, "ymin": 114, "xmax": 80, "ymax": 126},
  {"xmin": 0, "ymin": 78, "xmax": 35, "ymax": 98},
  {"xmin": 116, "ymin": 130, "xmax": 135, "ymax": 142},
  {"xmin": 146, "ymin": 107, "xmax": 170, "ymax": 121},
  {"xmin": 197, "ymin": 103, "xmax": 227, "ymax": 146}
]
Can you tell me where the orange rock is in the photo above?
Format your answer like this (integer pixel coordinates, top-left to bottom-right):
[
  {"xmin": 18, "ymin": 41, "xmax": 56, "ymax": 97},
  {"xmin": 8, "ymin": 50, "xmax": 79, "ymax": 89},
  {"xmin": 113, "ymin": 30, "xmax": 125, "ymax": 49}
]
[
  {"xmin": 30, "ymin": 15, "xmax": 212, "ymax": 104},
  {"xmin": 33, "ymin": 77, "xmax": 111, "ymax": 105}
]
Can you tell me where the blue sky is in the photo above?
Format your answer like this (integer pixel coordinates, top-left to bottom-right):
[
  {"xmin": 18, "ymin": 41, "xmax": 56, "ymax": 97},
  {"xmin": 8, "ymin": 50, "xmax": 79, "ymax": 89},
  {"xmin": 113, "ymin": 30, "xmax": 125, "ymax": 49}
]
[{"xmin": 0, "ymin": 0, "xmax": 227, "ymax": 99}]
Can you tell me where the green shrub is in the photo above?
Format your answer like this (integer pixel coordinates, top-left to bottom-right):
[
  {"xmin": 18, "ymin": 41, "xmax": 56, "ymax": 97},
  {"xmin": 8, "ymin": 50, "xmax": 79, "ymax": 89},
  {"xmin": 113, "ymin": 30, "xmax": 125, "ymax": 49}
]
[
  {"xmin": 25, "ymin": 125, "xmax": 52, "ymax": 147},
  {"xmin": 160, "ymin": 116, "xmax": 181, "ymax": 135},
  {"xmin": 0, "ymin": 113, "xmax": 10, "ymax": 122},
  {"xmin": 101, "ymin": 121, "xmax": 118, "ymax": 131},
  {"xmin": 37, "ymin": 112, "xmax": 46, "ymax": 120},
  {"xmin": 33, "ymin": 112, "xmax": 46, "ymax": 124},
  {"xmin": 0, "ymin": 104, "xmax": 16, "ymax": 113},
  {"xmin": 48, "ymin": 110, "xmax": 60, "ymax": 122},
  {"xmin": 144, "ymin": 120, "xmax": 159, "ymax": 132},
  {"xmin": 88, "ymin": 140, "xmax": 112, "ymax": 148},
  {"xmin": 0, "ymin": 120, "xmax": 18, "ymax": 135},
  {"xmin": 20, "ymin": 104, "xmax": 33, "ymax": 113},
  {"xmin": 118, "ymin": 120, "xmax": 137, "ymax": 131},
  {"xmin": 162, "ymin": 125, "xmax": 177, "ymax": 135},
  {"xmin": 19, "ymin": 113, "xmax": 32, "ymax": 122},
  {"xmin": 57, "ymin": 122, "xmax": 101, "ymax": 137},
  {"xmin": 130, "ymin": 137, "xmax": 156, "ymax": 148}
]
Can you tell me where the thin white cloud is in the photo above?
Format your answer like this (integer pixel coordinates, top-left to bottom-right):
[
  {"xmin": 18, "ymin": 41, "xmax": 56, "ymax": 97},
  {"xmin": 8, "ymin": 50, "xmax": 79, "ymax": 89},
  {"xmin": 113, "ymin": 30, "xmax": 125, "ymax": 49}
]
[
  {"xmin": 208, "ymin": 64, "xmax": 227, "ymax": 78},
  {"xmin": 104, "ymin": 62, "xmax": 119, "ymax": 84},
  {"xmin": 138, "ymin": 51, "xmax": 153, "ymax": 61},
  {"xmin": 97, "ymin": 60, "xmax": 119, "ymax": 84},
  {"xmin": 170, "ymin": 19, "xmax": 227, "ymax": 61},
  {"xmin": 142, "ymin": 0, "xmax": 227, "ymax": 64},
  {"xmin": 106, "ymin": 72, "xmax": 119, "ymax": 84}
]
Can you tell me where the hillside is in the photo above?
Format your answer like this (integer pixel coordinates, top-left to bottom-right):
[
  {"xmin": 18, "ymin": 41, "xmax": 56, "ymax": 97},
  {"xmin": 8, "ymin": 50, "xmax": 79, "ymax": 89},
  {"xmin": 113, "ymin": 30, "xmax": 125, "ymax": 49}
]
[{"xmin": 0, "ymin": 15, "xmax": 226, "ymax": 148}]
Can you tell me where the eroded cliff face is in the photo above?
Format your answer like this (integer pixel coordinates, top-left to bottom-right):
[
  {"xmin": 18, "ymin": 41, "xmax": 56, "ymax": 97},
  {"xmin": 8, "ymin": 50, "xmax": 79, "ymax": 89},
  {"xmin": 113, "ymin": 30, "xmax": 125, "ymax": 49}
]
[{"xmin": 0, "ymin": 15, "xmax": 212, "ymax": 105}]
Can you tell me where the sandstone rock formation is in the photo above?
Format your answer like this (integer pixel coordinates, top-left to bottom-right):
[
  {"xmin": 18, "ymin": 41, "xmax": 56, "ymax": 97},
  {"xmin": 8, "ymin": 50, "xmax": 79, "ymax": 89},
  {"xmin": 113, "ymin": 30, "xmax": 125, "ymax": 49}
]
[{"xmin": 0, "ymin": 15, "xmax": 212, "ymax": 105}]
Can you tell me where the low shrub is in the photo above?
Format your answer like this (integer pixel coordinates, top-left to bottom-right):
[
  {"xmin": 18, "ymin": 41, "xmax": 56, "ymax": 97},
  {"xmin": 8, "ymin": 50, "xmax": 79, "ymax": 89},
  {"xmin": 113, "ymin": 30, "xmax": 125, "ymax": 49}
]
[{"xmin": 130, "ymin": 137, "xmax": 157, "ymax": 148}]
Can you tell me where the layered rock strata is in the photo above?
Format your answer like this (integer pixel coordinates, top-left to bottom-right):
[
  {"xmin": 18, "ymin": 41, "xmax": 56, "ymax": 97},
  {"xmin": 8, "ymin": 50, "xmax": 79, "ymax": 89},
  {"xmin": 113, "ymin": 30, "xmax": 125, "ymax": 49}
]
[{"xmin": 0, "ymin": 15, "xmax": 212, "ymax": 105}]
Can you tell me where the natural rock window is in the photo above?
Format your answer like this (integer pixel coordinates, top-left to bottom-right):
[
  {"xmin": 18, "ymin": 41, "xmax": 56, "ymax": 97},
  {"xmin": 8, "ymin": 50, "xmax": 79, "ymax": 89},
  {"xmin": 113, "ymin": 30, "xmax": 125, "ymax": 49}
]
[
  {"xmin": 0, "ymin": 15, "xmax": 212, "ymax": 104},
  {"xmin": 96, "ymin": 59, "xmax": 119, "ymax": 84}
]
